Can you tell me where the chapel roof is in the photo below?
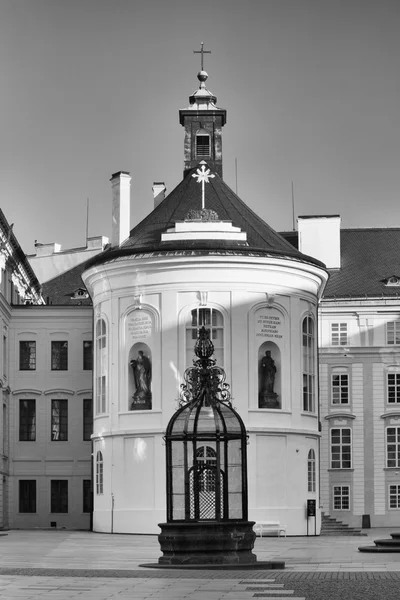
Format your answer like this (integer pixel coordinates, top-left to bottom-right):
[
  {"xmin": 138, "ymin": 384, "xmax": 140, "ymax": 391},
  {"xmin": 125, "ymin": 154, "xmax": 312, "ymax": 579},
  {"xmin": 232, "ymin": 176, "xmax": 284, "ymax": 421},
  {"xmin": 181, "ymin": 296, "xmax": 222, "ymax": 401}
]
[
  {"xmin": 84, "ymin": 163, "xmax": 324, "ymax": 269},
  {"xmin": 281, "ymin": 227, "xmax": 400, "ymax": 299}
]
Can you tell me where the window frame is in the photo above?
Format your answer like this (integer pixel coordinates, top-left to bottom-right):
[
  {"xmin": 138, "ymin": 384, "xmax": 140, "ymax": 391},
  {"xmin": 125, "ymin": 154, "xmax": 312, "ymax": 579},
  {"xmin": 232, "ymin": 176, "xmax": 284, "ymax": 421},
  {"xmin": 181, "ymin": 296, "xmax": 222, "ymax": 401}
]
[
  {"xmin": 96, "ymin": 451, "xmax": 104, "ymax": 495},
  {"xmin": 186, "ymin": 308, "xmax": 224, "ymax": 368},
  {"xmin": 51, "ymin": 399, "xmax": 68, "ymax": 441},
  {"xmin": 331, "ymin": 371, "xmax": 349, "ymax": 405},
  {"xmin": 389, "ymin": 484, "xmax": 400, "ymax": 509},
  {"xmin": 83, "ymin": 341, "xmax": 93, "ymax": 371},
  {"xmin": 19, "ymin": 341, "xmax": 36, "ymax": 371},
  {"xmin": 50, "ymin": 479, "xmax": 68, "ymax": 513},
  {"xmin": 387, "ymin": 372, "xmax": 400, "ymax": 404},
  {"xmin": 95, "ymin": 319, "xmax": 107, "ymax": 415},
  {"xmin": 19, "ymin": 399, "xmax": 36, "ymax": 441},
  {"xmin": 387, "ymin": 321, "xmax": 400, "ymax": 345},
  {"xmin": 19, "ymin": 480, "xmax": 36, "ymax": 513},
  {"xmin": 307, "ymin": 449, "xmax": 316, "ymax": 492},
  {"xmin": 51, "ymin": 341, "xmax": 68, "ymax": 371},
  {"xmin": 330, "ymin": 427, "xmax": 352, "ymax": 469},
  {"xmin": 302, "ymin": 316, "xmax": 315, "ymax": 412},
  {"xmin": 333, "ymin": 485, "xmax": 350, "ymax": 510},
  {"xmin": 83, "ymin": 398, "xmax": 93, "ymax": 441},
  {"xmin": 386, "ymin": 426, "xmax": 400, "ymax": 468},
  {"xmin": 331, "ymin": 322, "xmax": 348, "ymax": 346},
  {"xmin": 83, "ymin": 479, "xmax": 91, "ymax": 513},
  {"xmin": 195, "ymin": 130, "xmax": 211, "ymax": 157}
]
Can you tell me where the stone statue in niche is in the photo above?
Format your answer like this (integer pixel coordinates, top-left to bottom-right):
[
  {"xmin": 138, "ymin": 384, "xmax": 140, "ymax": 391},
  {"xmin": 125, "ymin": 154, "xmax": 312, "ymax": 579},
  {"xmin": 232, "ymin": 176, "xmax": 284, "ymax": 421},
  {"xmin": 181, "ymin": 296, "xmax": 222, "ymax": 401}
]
[
  {"xmin": 259, "ymin": 350, "xmax": 279, "ymax": 408},
  {"xmin": 130, "ymin": 350, "xmax": 152, "ymax": 410}
]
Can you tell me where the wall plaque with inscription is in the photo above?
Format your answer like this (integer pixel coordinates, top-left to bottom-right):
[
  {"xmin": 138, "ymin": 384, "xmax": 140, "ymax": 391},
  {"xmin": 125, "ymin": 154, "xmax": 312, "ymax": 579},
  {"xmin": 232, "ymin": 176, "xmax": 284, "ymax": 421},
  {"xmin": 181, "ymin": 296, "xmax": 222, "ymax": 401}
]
[
  {"xmin": 255, "ymin": 311, "xmax": 283, "ymax": 340},
  {"xmin": 127, "ymin": 313, "xmax": 152, "ymax": 342}
]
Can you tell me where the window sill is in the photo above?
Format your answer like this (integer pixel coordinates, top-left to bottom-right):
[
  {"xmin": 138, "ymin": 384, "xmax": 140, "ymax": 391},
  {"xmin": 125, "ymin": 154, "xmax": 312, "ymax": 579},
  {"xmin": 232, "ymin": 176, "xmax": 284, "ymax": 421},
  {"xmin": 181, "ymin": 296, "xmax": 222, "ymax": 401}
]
[
  {"xmin": 328, "ymin": 468, "xmax": 354, "ymax": 472},
  {"xmin": 384, "ymin": 467, "xmax": 400, "ymax": 471}
]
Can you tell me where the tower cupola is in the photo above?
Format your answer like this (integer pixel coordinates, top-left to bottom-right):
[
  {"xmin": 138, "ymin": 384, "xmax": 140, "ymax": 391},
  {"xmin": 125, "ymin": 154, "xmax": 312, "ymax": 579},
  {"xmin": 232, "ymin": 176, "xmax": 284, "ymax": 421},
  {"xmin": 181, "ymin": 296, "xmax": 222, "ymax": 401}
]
[{"xmin": 179, "ymin": 44, "xmax": 227, "ymax": 179}]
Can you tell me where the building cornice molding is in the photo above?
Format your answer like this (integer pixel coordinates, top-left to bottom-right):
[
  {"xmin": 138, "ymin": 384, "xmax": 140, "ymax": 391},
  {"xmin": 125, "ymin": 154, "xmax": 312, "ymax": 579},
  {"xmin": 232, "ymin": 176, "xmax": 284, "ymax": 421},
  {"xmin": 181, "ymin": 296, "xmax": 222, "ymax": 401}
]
[
  {"xmin": 324, "ymin": 413, "xmax": 356, "ymax": 420},
  {"xmin": 12, "ymin": 388, "xmax": 42, "ymax": 396},
  {"xmin": 44, "ymin": 388, "xmax": 75, "ymax": 396}
]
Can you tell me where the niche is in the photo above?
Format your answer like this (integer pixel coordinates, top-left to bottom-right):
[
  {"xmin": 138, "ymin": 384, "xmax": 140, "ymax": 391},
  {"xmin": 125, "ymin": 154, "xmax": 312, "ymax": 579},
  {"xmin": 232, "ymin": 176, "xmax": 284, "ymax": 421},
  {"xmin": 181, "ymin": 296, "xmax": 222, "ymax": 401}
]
[
  {"xmin": 258, "ymin": 341, "xmax": 281, "ymax": 409},
  {"xmin": 128, "ymin": 342, "xmax": 152, "ymax": 411}
]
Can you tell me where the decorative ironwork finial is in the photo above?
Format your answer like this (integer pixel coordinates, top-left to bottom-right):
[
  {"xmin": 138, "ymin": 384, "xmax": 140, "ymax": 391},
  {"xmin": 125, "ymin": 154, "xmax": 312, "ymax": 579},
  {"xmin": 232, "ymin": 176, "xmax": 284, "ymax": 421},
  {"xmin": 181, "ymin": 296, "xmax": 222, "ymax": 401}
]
[
  {"xmin": 180, "ymin": 326, "xmax": 231, "ymax": 407},
  {"xmin": 192, "ymin": 163, "xmax": 215, "ymax": 210},
  {"xmin": 194, "ymin": 326, "xmax": 214, "ymax": 360}
]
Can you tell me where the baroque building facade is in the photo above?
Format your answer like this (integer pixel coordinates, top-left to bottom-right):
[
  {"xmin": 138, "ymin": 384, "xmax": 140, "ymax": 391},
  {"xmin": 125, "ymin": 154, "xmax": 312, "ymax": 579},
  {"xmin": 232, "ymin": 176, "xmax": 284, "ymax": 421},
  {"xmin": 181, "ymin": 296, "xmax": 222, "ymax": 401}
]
[{"xmin": 3, "ymin": 66, "xmax": 400, "ymax": 534}]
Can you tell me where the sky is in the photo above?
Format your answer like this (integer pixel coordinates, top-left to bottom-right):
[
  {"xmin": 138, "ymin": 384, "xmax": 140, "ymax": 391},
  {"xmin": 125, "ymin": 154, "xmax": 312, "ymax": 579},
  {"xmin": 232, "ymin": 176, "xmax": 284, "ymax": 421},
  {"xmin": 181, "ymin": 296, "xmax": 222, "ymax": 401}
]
[{"xmin": 1, "ymin": 0, "xmax": 400, "ymax": 255}]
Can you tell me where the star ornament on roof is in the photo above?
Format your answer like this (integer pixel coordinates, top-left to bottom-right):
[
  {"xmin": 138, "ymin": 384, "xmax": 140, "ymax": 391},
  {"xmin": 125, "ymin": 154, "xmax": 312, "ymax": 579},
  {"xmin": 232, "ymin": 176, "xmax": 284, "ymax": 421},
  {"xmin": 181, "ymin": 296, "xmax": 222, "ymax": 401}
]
[{"xmin": 192, "ymin": 163, "xmax": 215, "ymax": 210}]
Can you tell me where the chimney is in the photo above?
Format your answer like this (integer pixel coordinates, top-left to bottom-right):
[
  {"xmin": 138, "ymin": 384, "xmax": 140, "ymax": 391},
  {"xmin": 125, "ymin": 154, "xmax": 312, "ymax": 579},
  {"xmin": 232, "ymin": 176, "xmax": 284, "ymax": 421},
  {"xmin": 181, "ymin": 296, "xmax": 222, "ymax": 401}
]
[
  {"xmin": 298, "ymin": 215, "xmax": 341, "ymax": 269},
  {"xmin": 152, "ymin": 182, "xmax": 166, "ymax": 209},
  {"xmin": 111, "ymin": 171, "xmax": 131, "ymax": 247}
]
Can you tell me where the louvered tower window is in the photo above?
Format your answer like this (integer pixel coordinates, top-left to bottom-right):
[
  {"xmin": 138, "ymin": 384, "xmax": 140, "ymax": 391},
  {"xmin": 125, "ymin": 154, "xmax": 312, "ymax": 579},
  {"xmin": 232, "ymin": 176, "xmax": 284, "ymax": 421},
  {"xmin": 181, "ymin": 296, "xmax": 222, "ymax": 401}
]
[{"xmin": 196, "ymin": 129, "xmax": 210, "ymax": 157}]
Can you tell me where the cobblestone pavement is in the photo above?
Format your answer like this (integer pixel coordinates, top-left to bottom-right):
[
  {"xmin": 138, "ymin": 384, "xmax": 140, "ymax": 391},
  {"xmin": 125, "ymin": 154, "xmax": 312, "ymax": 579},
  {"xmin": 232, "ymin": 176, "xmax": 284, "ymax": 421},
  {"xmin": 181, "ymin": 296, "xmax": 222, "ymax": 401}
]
[{"xmin": 1, "ymin": 530, "xmax": 400, "ymax": 599}]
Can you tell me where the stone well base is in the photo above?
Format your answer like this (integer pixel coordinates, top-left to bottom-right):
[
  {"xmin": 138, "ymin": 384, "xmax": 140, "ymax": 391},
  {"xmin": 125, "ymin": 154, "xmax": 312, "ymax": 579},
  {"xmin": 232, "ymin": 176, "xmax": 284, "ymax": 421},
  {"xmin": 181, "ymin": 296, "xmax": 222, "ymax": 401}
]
[{"xmin": 158, "ymin": 520, "xmax": 257, "ymax": 565}]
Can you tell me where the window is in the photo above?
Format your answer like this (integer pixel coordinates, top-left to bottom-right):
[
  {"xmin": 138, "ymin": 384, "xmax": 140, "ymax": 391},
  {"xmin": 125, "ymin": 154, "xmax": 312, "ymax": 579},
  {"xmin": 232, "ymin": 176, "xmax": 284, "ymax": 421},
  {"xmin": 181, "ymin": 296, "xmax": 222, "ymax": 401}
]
[
  {"xmin": 83, "ymin": 399, "xmax": 93, "ymax": 441},
  {"xmin": 331, "ymin": 428, "xmax": 351, "ymax": 469},
  {"xmin": 51, "ymin": 480, "xmax": 68, "ymax": 513},
  {"xmin": 19, "ymin": 480, "xmax": 36, "ymax": 513},
  {"xmin": 333, "ymin": 485, "xmax": 350, "ymax": 510},
  {"xmin": 387, "ymin": 322, "xmax": 400, "ymax": 345},
  {"xmin": 19, "ymin": 341, "xmax": 36, "ymax": 370},
  {"xmin": 186, "ymin": 308, "xmax": 224, "ymax": 367},
  {"xmin": 387, "ymin": 427, "xmax": 400, "ymax": 468},
  {"xmin": 332, "ymin": 372, "xmax": 349, "ymax": 404},
  {"xmin": 3, "ymin": 334, "xmax": 7, "ymax": 378},
  {"xmin": 83, "ymin": 341, "xmax": 93, "ymax": 370},
  {"xmin": 51, "ymin": 400, "xmax": 68, "ymax": 441},
  {"xmin": 302, "ymin": 317, "xmax": 315, "ymax": 412},
  {"xmin": 83, "ymin": 480, "xmax": 91, "ymax": 513},
  {"xmin": 308, "ymin": 449, "xmax": 316, "ymax": 492},
  {"xmin": 19, "ymin": 399, "xmax": 36, "ymax": 441},
  {"xmin": 96, "ymin": 319, "xmax": 107, "ymax": 414},
  {"xmin": 195, "ymin": 129, "xmax": 210, "ymax": 157},
  {"xmin": 96, "ymin": 451, "xmax": 104, "ymax": 494},
  {"xmin": 331, "ymin": 323, "xmax": 347, "ymax": 346},
  {"xmin": 388, "ymin": 373, "xmax": 400, "ymax": 403},
  {"xmin": 51, "ymin": 341, "xmax": 68, "ymax": 370},
  {"xmin": 389, "ymin": 485, "xmax": 400, "ymax": 509}
]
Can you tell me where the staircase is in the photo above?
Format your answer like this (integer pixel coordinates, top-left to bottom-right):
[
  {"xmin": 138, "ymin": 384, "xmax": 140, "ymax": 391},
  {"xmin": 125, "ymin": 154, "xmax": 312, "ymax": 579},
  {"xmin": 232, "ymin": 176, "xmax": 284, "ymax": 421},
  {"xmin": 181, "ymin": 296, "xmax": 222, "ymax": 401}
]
[
  {"xmin": 359, "ymin": 532, "xmax": 400, "ymax": 552},
  {"xmin": 321, "ymin": 512, "xmax": 366, "ymax": 536}
]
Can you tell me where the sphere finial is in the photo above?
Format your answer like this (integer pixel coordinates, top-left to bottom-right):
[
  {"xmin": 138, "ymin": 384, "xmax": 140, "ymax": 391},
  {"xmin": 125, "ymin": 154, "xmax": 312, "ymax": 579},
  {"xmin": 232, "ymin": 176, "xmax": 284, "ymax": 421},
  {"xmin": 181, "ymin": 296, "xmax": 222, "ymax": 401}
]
[{"xmin": 197, "ymin": 70, "xmax": 208, "ymax": 83}]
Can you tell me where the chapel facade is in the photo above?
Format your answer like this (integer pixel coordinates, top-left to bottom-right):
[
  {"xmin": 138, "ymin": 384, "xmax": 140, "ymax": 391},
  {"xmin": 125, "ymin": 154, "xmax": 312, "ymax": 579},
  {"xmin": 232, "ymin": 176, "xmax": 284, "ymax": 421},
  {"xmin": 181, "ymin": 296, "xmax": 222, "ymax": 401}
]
[{"xmin": 82, "ymin": 68, "xmax": 328, "ymax": 535}]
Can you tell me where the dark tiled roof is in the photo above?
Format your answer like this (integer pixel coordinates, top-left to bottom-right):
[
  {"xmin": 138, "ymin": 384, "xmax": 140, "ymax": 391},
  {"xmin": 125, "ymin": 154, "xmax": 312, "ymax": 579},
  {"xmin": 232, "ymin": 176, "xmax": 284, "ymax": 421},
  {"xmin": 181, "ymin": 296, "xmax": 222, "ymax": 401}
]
[
  {"xmin": 42, "ymin": 260, "xmax": 92, "ymax": 306},
  {"xmin": 117, "ymin": 164, "xmax": 321, "ymax": 264},
  {"xmin": 281, "ymin": 228, "xmax": 400, "ymax": 298}
]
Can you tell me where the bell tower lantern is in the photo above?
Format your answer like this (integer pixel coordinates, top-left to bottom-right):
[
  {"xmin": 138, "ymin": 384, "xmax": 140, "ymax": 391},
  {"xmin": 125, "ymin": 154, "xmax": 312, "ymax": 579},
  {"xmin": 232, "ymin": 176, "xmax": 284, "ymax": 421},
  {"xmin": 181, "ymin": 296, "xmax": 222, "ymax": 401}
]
[{"xmin": 179, "ymin": 43, "xmax": 227, "ymax": 179}]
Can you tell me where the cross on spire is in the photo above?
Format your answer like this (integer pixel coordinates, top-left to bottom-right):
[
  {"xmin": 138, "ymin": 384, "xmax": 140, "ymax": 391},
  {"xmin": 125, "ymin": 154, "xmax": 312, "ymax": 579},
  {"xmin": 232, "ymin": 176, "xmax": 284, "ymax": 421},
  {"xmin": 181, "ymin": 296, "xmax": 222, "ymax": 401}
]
[
  {"xmin": 192, "ymin": 163, "xmax": 215, "ymax": 210},
  {"xmin": 193, "ymin": 42, "xmax": 211, "ymax": 71}
]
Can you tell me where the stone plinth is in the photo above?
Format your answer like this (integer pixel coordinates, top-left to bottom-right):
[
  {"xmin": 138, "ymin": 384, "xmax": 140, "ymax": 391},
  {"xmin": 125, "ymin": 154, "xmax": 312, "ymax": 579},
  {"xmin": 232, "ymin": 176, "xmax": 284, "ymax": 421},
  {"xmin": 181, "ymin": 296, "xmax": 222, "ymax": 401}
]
[{"xmin": 158, "ymin": 521, "xmax": 257, "ymax": 565}]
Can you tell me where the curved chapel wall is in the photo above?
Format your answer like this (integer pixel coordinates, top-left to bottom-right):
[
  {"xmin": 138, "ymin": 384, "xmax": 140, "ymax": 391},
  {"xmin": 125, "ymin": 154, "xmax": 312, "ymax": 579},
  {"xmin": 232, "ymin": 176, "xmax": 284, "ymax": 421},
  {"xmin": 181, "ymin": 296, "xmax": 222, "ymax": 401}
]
[{"xmin": 84, "ymin": 256, "xmax": 326, "ymax": 534}]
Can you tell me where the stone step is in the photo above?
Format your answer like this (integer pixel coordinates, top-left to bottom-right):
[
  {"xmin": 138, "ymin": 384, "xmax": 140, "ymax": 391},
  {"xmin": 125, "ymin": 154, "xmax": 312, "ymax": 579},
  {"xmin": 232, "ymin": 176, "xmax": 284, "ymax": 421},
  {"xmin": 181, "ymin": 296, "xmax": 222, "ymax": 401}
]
[{"xmin": 359, "ymin": 545, "xmax": 400, "ymax": 553}]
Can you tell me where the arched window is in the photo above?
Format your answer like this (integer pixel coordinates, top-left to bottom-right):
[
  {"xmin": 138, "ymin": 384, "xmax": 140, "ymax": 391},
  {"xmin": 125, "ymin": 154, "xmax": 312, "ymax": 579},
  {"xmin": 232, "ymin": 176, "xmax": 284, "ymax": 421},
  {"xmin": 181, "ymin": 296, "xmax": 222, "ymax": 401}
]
[
  {"xmin": 186, "ymin": 308, "xmax": 224, "ymax": 367},
  {"xmin": 96, "ymin": 450, "xmax": 103, "ymax": 495},
  {"xmin": 95, "ymin": 319, "xmax": 107, "ymax": 414},
  {"xmin": 195, "ymin": 129, "xmax": 210, "ymax": 157},
  {"xmin": 302, "ymin": 317, "xmax": 315, "ymax": 412},
  {"xmin": 308, "ymin": 449, "xmax": 316, "ymax": 492}
]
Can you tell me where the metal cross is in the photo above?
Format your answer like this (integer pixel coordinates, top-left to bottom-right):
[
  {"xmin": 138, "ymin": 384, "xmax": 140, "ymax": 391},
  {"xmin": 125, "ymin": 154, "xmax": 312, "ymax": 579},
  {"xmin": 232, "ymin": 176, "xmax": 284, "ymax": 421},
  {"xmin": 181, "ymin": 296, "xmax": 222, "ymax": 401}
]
[
  {"xmin": 193, "ymin": 42, "xmax": 211, "ymax": 71},
  {"xmin": 192, "ymin": 164, "xmax": 215, "ymax": 210}
]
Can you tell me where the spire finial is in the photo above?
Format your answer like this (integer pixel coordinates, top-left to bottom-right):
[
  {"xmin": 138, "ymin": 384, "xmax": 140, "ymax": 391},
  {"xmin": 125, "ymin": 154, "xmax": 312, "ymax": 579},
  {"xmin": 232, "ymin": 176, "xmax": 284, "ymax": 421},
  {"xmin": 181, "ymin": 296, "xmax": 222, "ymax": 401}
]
[
  {"xmin": 192, "ymin": 162, "xmax": 215, "ymax": 210},
  {"xmin": 193, "ymin": 41, "xmax": 211, "ymax": 72}
]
